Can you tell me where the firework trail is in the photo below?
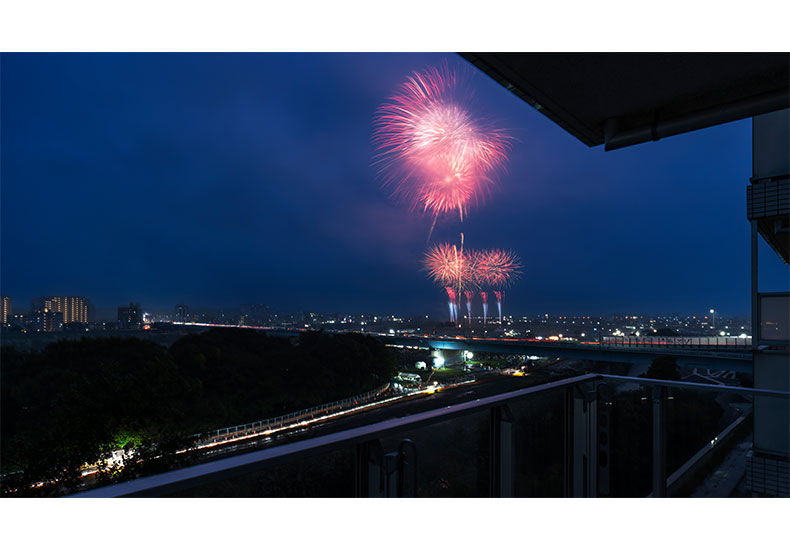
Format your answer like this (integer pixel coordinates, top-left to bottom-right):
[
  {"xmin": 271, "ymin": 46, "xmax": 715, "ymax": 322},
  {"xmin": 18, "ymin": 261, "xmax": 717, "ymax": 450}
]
[
  {"xmin": 464, "ymin": 290, "xmax": 475, "ymax": 328},
  {"xmin": 445, "ymin": 287, "xmax": 457, "ymax": 322},
  {"xmin": 373, "ymin": 64, "xmax": 512, "ymax": 235},
  {"xmin": 480, "ymin": 291, "xmax": 488, "ymax": 326},
  {"xmin": 493, "ymin": 290, "xmax": 504, "ymax": 324}
]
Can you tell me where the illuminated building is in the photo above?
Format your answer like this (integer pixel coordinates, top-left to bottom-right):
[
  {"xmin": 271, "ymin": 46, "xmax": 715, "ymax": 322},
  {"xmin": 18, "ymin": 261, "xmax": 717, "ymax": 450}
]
[
  {"xmin": 31, "ymin": 295, "xmax": 93, "ymax": 324},
  {"xmin": 1, "ymin": 295, "xmax": 11, "ymax": 325}
]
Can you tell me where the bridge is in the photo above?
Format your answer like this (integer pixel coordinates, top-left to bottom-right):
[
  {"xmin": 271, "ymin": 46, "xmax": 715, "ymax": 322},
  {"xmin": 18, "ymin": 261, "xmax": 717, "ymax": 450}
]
[
  {"xmin": 172, "ymin": 322, "xmax": 753, "ymax": 373},
  {"xmin": 386, "ymin": 334, "xmax": 752, "ymax": 372}
]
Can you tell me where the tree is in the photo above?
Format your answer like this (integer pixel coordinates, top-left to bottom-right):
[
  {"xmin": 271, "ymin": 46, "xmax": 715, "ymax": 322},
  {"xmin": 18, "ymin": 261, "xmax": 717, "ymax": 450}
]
[{"xmin": 642, "ymin": 356, "xmax": 681, "ymax": 381}]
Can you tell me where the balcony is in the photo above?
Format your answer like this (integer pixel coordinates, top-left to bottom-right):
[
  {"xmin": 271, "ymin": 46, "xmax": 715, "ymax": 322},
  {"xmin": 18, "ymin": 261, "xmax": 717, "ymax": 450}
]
[{"xmin": 70, "ymin": 373, "xmax": 789, "ymax": 498}]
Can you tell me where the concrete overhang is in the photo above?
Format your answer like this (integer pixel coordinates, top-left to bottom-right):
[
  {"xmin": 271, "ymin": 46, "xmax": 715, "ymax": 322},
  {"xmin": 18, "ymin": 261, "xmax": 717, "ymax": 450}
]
[{"xmin": 460, "ymin": 53, "xmax": 789, "ymax": 150}]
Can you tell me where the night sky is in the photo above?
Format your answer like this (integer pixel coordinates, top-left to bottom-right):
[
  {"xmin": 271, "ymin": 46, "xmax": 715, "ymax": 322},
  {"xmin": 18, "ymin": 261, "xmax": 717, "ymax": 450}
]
[{"xmin": 1, "ymin": 53, "xmax": 786, "ymax": 317}]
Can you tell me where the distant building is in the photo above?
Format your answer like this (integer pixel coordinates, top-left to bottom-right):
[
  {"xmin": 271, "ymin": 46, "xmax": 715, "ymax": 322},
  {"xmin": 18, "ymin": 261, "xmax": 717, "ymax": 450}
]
[
  {"xmin": 11, "ymin": 313, "xmax": 26, "ymax": 328},
  {"xmin": 240, "ymin": 303, "xmax": 270, "ymax": 326},
  {"xmin": 1, "ymin": 296, "xmax": 11, "ymax": 325},
  {"xmin": 29, "ymin": 309, "xmax": 63, "ymax": 332},
  {"xmin": 175, "ymin": 304, "xmax": 189, "ymax": 323},
  {"xmin": 31, "ymin": 295, "xmax": 93, "ymax": 324},
  {"xmin": 118, "ymin": 302, "xmax": 142, "ymax": 329}
]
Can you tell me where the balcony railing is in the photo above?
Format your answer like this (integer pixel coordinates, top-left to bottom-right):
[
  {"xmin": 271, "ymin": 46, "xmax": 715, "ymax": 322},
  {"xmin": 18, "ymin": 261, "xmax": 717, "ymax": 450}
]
[{"xmin": 69, "ymin": 373, "xmax": 789, "ymax": 498}]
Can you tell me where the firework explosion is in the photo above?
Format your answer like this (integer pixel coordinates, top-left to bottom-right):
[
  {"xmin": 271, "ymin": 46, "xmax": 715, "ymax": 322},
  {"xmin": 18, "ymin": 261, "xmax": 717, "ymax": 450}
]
[
  {"xmin": 476, "ymin": 249, "xmax": 523, "ymax": 289},
  {"xmin": 477, "ymin": 249, "xmax": 523, "ymax": 324},
  {"xmin": 425, "ymin": 243, "xmax": 522, "ymax": 325},
  {"xmin": 425, "ymin": 241, "xmax": 479, "ymax": 323},
  {"xmin": 424, "ymin": 242, "xmax": 477, "ymax": 290},
  {"xmin": 373, "ymin": 65, "xmax": 511, "ymax": 228},
  {"xmin": 374, "ymin": 63, "xmax": 523, "ymax": 329}
]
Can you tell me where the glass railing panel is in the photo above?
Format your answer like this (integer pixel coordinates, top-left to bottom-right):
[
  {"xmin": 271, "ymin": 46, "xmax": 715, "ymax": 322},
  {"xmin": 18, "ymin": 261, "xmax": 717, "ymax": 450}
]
[
  {"xmin": 605, "ymin": 380, "xmax": 653, "ymax": 497},
  {"xmin": 664, "ymin": 385, "xmax": 753, "ymax": 497},
  {"xmin": 760, "ymin": 293, "xmax": 790, "ymax": 341},
  {"xmin": 378, "ymin": 409, "xmax": 491, "ymax": 497},
  {"xmin": 166, "ymin": 447, "xmax": 356, "ymax": 497},
  {"xmin": 602, "ymin": 378, "xmax": 756, "ymax": 497},
  {"xmin": 508, "ymin": 386, "xmax": 566, "ymax": 497}
]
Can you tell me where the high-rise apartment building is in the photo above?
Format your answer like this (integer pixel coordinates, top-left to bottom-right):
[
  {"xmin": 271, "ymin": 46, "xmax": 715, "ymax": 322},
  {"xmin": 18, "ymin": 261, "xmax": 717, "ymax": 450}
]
[
  {"xmin": 1, "ymin": 296, "xmax": 11, "ymax": 325},
  {"xmin": 31, "ymin": 295, "xmax": 93, "ymax": 324}
]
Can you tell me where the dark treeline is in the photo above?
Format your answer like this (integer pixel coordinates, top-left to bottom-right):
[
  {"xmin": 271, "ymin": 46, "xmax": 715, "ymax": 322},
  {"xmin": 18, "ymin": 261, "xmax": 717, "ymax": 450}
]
[{"xmin": 1, "ymin": 328, "xmax": 397, "ymax": 495}]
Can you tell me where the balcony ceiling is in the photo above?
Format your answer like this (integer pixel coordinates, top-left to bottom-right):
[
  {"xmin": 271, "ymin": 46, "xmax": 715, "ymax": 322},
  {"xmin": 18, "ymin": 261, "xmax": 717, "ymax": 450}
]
[{"xmin": 460, "ymin": 53, "xmax": 790, "ymax": 149}]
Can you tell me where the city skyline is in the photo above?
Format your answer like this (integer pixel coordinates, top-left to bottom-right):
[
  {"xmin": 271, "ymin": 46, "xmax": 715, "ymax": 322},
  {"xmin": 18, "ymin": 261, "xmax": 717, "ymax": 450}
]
[
  {"xmin": 2, "ymin": 53, "xmax": 787, "ymax": 318},
  {"xmin": 0, "ymin": 290, "xmax": 752, "ymax": 325}
]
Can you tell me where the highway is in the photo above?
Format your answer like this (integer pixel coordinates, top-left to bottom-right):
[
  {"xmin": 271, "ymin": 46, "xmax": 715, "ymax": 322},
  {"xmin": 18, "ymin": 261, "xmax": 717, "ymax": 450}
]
[{"xmin": 170, "ymin": 322, "xmax": 753, "ymax": 372}]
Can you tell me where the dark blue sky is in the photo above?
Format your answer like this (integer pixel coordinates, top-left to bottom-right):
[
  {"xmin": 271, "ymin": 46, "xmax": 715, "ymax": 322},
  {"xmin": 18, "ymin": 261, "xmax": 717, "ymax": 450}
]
[{"xmin": 1, "ymin": 53, "xmax": 786, "ymax": 317}]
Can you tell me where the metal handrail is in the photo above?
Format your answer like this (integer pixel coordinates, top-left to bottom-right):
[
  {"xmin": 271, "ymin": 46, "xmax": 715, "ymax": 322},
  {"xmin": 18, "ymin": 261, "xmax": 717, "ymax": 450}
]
[
  {"xmin": 598, "ymin": 374, "xmax": 789, "ymax": 398},
  {"xmin": 69, "ymin": 373, "xmax": 789, "ymax": 498}
]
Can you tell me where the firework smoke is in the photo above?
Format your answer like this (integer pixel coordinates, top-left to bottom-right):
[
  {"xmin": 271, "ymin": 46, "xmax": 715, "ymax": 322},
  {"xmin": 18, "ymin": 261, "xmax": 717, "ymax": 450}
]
[{"xmin": 373, "ymin": 65, "xmax": 511, "ymax": 231}]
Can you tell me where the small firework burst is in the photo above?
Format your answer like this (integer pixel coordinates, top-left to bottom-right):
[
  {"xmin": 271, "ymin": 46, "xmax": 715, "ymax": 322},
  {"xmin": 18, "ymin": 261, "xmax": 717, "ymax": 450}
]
[{"xmin": 476, "ymin": 249, "xmax": 523, "ymax": 289}]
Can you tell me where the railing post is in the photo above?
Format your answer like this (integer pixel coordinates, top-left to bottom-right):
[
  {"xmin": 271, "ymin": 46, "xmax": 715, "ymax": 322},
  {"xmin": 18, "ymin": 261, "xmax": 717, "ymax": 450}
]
[
  {"xmin": 652, "ymin": 386, "xmax": 667, "ymax": 497},
  {"xmin": 396, "ymin": 439, "xmax": 417, "ymax": 497},
  {"xmin": 564, "ymin": 386, "xmax": 573, "ymax": 497},
  {"xmin": 597, "ymin": 384, "xmax": 612, "ymax": 497},
  {"xmin": 565, "ymin": 382, "xmax": 598, "ymax": 497},
  {"xmin": 355, "ymin": 439, "xmax": 383, "ymax": 497},
  {"xmin": 489, "ymin": 405, "xmax": 515, "ymax": 497}
]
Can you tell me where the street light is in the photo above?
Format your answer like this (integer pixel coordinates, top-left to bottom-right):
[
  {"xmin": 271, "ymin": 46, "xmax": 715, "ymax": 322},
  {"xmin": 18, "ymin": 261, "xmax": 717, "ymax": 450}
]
[{"xmin": 710, "ymin": 309, "xmax": 715, "ymax": 332}]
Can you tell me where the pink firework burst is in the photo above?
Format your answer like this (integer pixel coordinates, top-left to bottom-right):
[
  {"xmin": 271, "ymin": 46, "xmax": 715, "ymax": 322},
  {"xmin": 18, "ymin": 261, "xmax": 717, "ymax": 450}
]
[
  {"xmin": 373, "ymin": 64, "xmax": 511, "ymax": 223},
  {"xmin": 477, "ymin": 249, "xmax": 523, "ymax": 288}
]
